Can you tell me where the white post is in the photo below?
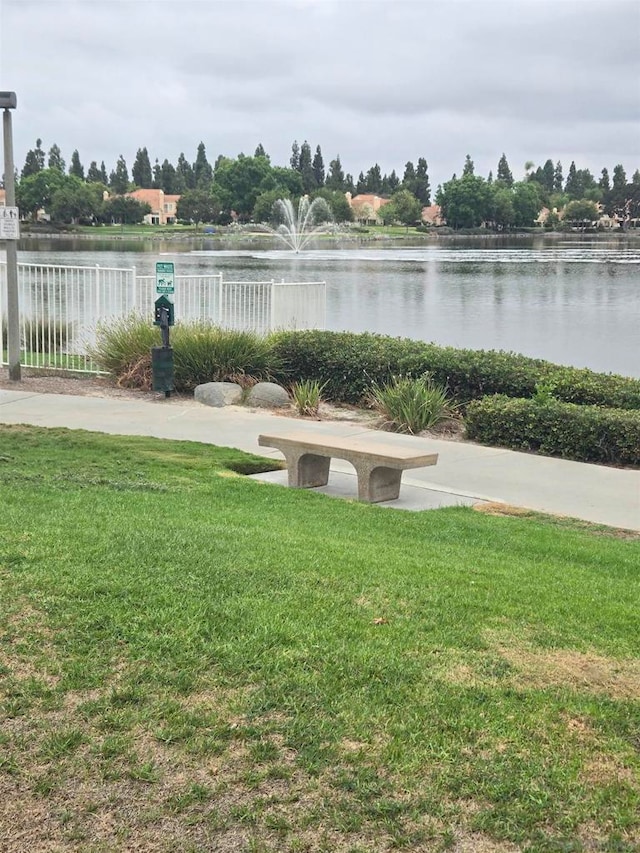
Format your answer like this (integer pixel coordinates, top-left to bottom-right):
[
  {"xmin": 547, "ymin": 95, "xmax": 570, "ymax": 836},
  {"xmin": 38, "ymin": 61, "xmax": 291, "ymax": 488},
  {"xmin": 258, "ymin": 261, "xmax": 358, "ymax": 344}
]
[{"xmin": 2, "ymin": 99, "xmax": 20, "ymax": 380}]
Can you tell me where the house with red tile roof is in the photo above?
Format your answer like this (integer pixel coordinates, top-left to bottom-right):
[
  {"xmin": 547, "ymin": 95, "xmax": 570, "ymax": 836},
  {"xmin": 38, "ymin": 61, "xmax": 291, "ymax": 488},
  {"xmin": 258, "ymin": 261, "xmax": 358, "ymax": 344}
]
[
  {"xmin": 346, "ymin": 192, "xmax": 392, "ymax": 225},
  {"xmin": 126, "ymin": 188, "xmax": 181, "ymax": 225}
]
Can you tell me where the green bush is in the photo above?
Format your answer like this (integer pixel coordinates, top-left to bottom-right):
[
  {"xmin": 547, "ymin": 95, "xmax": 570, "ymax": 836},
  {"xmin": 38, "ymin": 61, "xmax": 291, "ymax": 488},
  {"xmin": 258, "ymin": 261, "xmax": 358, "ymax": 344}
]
[
  {"xmin": 369, "ymin": 375, "xmax": 456, "ymax": 434},
  {"xmin": 464, "ymin": 395, "xmax": 640, "ymax": 467},
  {"xmin": 172, "ymin": 323, "xmax": 277, "ymax": 391},
  {"xmin": 270, "ymin": 330, "xmax": 640, "ymax": 410},
  {"xmin": 90, "ymin": 315, "xmax": 278, "ymax": 392}
]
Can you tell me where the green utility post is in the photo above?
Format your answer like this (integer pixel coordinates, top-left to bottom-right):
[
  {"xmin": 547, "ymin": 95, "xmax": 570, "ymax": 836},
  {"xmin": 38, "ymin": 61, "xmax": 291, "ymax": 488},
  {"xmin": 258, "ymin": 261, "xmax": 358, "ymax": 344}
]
[{"xmin": 151, "ymin": 263, "xmax": 175, "ymax": 397}]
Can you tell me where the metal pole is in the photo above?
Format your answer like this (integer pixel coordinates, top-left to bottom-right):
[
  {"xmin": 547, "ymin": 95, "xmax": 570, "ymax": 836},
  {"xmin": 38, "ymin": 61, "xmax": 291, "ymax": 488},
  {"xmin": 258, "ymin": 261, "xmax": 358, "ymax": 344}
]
[{"xmin": 2, "ymin": 106, "xmax": 20, "ymax": 380}]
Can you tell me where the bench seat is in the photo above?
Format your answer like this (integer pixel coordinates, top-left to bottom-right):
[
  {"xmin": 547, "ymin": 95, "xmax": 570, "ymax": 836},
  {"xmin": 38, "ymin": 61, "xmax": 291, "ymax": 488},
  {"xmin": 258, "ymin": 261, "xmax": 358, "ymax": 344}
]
[{"xmin": 258, "ymin": 430, "xmax": 438, "ymax": 503}]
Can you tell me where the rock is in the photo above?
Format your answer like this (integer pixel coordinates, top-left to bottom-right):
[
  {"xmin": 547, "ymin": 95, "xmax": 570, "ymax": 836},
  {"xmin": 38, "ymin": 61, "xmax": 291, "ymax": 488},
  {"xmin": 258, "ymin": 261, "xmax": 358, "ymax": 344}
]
[
  {"xmin": 194, "ymin": 382, "xmax": 243, "ymax": 407},
  {"xmin": 246, "ymin": 382, "xmax": 290, "ymax": 409}
]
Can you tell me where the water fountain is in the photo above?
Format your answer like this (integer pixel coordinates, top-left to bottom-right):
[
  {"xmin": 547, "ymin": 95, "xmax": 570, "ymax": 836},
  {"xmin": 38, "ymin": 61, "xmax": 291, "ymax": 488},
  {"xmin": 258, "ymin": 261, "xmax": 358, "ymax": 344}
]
[{"xmin": 256, "ymin": 196, "xmax": 333, "ymax": 252}]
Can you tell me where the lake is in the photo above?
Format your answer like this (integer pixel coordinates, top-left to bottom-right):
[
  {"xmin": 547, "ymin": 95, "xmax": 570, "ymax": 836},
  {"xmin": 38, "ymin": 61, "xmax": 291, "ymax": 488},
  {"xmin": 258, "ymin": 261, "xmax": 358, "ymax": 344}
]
[{"xmin": 13, "ymin": 232, "xmax": 640, "ymax": 378}]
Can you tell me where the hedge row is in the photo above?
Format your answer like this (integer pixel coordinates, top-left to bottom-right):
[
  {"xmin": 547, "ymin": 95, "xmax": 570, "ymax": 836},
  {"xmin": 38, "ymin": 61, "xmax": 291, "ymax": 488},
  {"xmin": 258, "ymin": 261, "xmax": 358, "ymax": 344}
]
[
  {"xmin": 270, "ymin": 330, "xmax": 640, "ymax": 409},
  {"xmin": 464, "ymin": 395, "xmax": 640, "ymax": 467}
]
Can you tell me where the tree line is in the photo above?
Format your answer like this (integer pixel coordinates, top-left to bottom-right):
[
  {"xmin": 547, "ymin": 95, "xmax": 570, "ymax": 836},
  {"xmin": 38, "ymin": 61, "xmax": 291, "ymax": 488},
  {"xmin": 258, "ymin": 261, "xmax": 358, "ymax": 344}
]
[{"xmin": 11, "ymin": 137, "xmax": 640, "ymax": 229}]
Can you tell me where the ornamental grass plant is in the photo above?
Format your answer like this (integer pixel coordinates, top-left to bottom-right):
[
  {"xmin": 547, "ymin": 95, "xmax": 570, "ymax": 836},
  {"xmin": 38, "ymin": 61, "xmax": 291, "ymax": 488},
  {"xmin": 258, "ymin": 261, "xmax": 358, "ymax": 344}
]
[
  {"xmin": 369, "ymin": 374, "xmax": 457, "ymax": 434},
  {"xmin": 290, "ymin": 378, "xmax": 326, "ymax": 417}
]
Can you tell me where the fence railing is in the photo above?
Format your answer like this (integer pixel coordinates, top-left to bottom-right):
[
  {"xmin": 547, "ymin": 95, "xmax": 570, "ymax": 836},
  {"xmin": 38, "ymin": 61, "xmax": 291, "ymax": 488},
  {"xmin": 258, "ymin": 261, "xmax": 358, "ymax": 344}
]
[{"xmin": 0, "ymin": 262, "xmax": 326, "ymax": 374}]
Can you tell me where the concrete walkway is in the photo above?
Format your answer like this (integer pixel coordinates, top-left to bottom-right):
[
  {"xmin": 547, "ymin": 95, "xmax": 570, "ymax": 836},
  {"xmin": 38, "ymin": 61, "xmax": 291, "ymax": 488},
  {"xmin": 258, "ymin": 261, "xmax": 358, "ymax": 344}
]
[{"xmin": 0, "ymin": 389, "xmax": 638, "ymax": 531}]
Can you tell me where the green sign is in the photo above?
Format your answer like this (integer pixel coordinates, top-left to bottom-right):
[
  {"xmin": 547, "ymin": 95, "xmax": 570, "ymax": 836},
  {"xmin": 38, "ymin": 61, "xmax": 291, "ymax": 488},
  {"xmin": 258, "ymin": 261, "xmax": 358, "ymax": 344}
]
[{"xmin": 156, "ymin": 261, "xmax": 175, "ymax": 294}]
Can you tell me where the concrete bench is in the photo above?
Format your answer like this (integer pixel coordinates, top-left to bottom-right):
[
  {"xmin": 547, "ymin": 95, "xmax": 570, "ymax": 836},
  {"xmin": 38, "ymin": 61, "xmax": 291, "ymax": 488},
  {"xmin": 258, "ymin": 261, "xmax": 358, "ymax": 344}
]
[{"xmin": 258, "ymin": 430, "xmax": 438, "ymax": 503}]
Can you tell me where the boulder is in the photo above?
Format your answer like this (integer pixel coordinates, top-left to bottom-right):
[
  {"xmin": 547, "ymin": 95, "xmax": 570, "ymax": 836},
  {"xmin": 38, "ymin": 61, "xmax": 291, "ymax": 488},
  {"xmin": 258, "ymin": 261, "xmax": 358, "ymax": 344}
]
[
  {"xmin": 246, "ymin": 382, "xmax": 290, "ymax": 409},
  {"xmin": 194, "ymin": 382, "xmax": 243, "ymax": 407}
]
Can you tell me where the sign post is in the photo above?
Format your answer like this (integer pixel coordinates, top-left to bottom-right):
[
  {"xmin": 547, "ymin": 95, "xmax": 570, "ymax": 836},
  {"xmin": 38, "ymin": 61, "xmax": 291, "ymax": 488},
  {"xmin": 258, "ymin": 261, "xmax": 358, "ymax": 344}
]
[
  {"xmin": 1, "ymin": 92, "xmax": 20, "ymax": 380},
  {"xmin": 151, "ymin": 262, "xmax": 175, "ymax": 397}
]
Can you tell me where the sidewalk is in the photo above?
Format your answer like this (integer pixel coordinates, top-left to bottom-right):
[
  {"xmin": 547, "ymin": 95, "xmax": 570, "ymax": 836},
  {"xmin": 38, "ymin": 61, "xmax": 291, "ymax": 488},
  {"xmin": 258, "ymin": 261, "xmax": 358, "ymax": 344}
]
[{"xmin": 1, "ymin": 389, "xmax": 638, "ymax": 531}]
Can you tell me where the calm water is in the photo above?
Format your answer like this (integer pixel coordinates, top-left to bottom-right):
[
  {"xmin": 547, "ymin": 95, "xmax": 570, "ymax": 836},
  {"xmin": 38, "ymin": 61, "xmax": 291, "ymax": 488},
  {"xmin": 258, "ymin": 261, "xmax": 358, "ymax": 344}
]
[{"xmin": 14, "ymin": 234, "xmax": 640, "ymax": 378}]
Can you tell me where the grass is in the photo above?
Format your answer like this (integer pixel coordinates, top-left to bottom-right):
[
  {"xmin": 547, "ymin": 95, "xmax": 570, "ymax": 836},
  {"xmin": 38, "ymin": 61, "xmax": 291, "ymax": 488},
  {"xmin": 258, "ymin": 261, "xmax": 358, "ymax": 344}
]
[{"xmin": 0, "ymin": 425, "xmax": 638, "ymax": 852}]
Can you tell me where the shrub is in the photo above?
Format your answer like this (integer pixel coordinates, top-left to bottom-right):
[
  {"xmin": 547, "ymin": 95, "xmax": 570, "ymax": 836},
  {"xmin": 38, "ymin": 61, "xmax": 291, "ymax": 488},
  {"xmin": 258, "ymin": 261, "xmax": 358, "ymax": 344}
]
[
  {"xmin": 90, "ymin": 314, "xmax": 159, "ymax": 378},
  {"xmin": 290, "ymin": 379, "xmax": 326, "ymax": 417},
  {"xmin": 464, "ymin": 395, "xmax": 640, "ymax": 467},
  {"xmin": 171, "ymin": 324, "xmax": 277, "ymax": 391},
  {"xmin": 90, "ymin": 316, "xmax": 279, "ymax": 392},
  {"xmin": 270, "ymin": 330, "xmax": 640, "ymax": 410},
  {"xmin": 369, "ymin": 375, "xmax": 456, "ymax": 434}
]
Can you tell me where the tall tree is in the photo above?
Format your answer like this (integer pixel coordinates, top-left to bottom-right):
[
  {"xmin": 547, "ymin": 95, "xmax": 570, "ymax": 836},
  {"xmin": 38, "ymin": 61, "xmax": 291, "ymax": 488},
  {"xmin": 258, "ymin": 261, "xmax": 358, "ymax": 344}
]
[
  {"xmin": 193, "ymin": 142, "xmax": 213, "ymax": 187},
  {"xmin": 109, "ymin": 155, "xmax": 129, "ymax": 194},
  {"xmin": 462, "ymin": 154, "xmax": 475, "ymax": 177},
  {"xmin": 325, "ymin": 156, "xmax": 345, "ymax": 191},
  {"xmin": 132, "ymin": 147, "xmax": 153, "ymax": 188},
  {"xmin": 47, "ymin": 143, "xmax": 65, "ymax": 173},
  {"xmin": 564, "ymin": 161, "xmax": 578, "ymax": 198},
  {"xmin": 289, "ymin": 140, "xmax": 300, "ymax": 171},
  {"xmin": 160, "ymin": 159, "xmax": 177, "ymax": 194},
  {"xmin": 69, "ymin": 150, "xmax": 85, "ymax": 180},
  {"xmin": 152, "ymin": 159, "xmax": 162, "ymax": 188},
  {"xmin": 312, "ymin": 145, "xmax": 325, "ymax": 188},
  {"xmin": 402, "ymin": 161, "xmax": 416, "ymax": 193},
  {"xmin": 176, "ymin": 152, "xmax": 195, "ymax": 192},
  {"xmin": 254, "ymin": 143, "xmax": 268, "ymax": 160},
  {"xmin": 541, "ymin": 159, "xmax": 555, "ymax": 193},
  {"xmin": 553, "ymin": 161, "xmax": 564, "ymax": 193},
  {"xmin": 86, "ymin": 161, "xmax": 103, "ymax": 183},
  {"xmin": 100, "ymin": 162, "xmax": 109, "ymax": 185},
  {"xmin": 598, "ymin": 168, "xmax": 610, "ymax": 193},
  {"xmin": 21, "ymin": 138, "xmax": 45, "ymax": 178},
  {"xmin": 365, "ymin": 164, "xmax": 382, "ymax": 194},
  {"xmin": 612, "ymin": 164, "xmax": 627, "ymax": 191},
  {"xmin": 414, "ymin": 158, "xmax": 431, "ymax": 205},
  {"xmin": 496, "ymin": 153, "xmax": 513, "ymax": 187},
  {"xmin": 298, "ymin": 141, "xmax": 315, "ymax": 193}
]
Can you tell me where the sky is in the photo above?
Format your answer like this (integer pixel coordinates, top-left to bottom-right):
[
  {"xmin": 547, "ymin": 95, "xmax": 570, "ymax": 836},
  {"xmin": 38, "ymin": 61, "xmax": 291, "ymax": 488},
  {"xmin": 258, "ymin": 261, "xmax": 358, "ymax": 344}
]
[{"xmin": 1, "ymin": 0, "xmax": 639, "ymax": 191}]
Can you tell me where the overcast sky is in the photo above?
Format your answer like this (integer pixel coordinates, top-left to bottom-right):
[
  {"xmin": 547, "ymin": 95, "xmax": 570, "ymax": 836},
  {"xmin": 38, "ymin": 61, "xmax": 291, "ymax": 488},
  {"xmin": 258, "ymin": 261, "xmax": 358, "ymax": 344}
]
[{"xmin": 1, "ymin": 0, "xmax": 639, "ymax": 190}]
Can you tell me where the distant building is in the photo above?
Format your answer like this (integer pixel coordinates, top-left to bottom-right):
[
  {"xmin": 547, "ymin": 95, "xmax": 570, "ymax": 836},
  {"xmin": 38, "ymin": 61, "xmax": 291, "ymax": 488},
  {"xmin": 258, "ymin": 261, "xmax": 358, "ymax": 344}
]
[
  {"xmin": 346, "ymin": 192, "xmax": 392, "ymax": 225},
  {"xmin": 0, "ymin": 188, "xmax": 6, "ymax": 206},
  {"xmin": 421, "ymin": 204, "xmax": 444, "ymax": 227},
  {"xmin": 126, "ymin": 188, "xmax": 180, "ymax": 225}
]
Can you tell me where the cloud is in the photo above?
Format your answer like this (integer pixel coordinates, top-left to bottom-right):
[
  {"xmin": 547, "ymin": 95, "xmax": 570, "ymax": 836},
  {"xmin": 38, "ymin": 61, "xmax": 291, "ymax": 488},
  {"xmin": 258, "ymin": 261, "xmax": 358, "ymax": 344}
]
[{"xmin": 1, "ymin": 0, "xmax": 638, "ymax": 188}]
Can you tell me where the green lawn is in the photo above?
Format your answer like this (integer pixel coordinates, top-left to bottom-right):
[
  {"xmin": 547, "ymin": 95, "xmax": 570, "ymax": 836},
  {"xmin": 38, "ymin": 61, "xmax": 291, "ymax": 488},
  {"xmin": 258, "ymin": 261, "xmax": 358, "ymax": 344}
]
[{"xmin": 0, "ymin": 425, "xmax": 638, "ymax": 852}]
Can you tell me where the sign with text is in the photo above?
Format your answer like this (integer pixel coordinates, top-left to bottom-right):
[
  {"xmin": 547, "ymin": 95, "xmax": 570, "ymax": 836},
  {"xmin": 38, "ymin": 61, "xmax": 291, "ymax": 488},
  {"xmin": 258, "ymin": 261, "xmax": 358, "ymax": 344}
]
[
  {"xmin": 155, "ymin": 261, "xmax": 175, "ymax": 294},
  {"xmin": 0, "ymin": 207, "xmax": 20, "ymax": 240}
]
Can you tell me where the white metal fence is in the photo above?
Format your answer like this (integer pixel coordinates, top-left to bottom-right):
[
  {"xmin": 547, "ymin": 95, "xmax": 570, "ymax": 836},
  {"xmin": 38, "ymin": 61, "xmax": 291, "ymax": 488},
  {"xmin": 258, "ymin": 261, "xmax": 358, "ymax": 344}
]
[{"xmin": 0, "ymin": 262, "xmax": 326, "ymax": 374}]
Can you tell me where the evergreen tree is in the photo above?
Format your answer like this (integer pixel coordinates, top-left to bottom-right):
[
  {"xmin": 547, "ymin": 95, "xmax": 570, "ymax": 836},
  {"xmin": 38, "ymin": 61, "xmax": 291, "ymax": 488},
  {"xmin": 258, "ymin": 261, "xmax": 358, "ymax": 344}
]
[
  {"xmin": 414, "ymin": 157, "xmax": 431, "ymax": 205},
  {"xmin": 553, "ymin": 161, "xmax": 563, "ymax": 192},
  {"xmin": 612, "ymin": 164, "xmax": 627, "ymax": 191},
  {"xmin": 298, "ymin": 141, "xmax": 315, "ymax": 193},
  {"xmin": 69, "ymin": 150, "xmax": 85, "ymax": 180},
  {"xmin": 109, "ymin": 155, "xmax": 129, "ymax": 194},
  {"xmin": 176, "ymin": 152, "xmax": 195, "ymax": 191},
  {"xmin": 344, "ymin": 173, "xmax": 355, "ymax": 195},
  {"xmin": 47, "ymin": 143, "xmax": 65, "ymax": 172},
  {"xmin": 254, "ymin": 143, "xmax": 268, "ymax": 160},
  {"xmin": 599, "ymin": 168, "xmax": 610, "ymax": 193},
  {"xmin": 132, "ymin": 147, "xmax": 153, "ymax": 188},
  {"xmin": 289, "ymin": 140, "xmax": 300, "ymax": 171},
  {"xmin": 86, "ymin": 161, "xmax": 103, "ymax": 183},
  {"xmin": 356, "ymin": 171, "xmax": 367, "ymax": 194},
  {"xmin": 462, "ymin": 154, "xmax": 475, "ymax": 177},
  {"xmin": 100, "ymin": 162, "xmax": 109, "ymax": 184},
  {"xmin": 384, "ymin": 170, "xmax": 400, "ymax": 195},
  {"xmin": 312, "ymin": 145, "xmax": 325, "ymax": 188},
  {"xmin": 152, "ymin": 159, "xmax": 162, "ymax": 188},
  {"xmin": 633, "ymin": 170, "xmax": 640, "ymax": 186},
  {"xmin": 564, "ymin": 161, "xmax": 578, "ymax": 197},
  {"xmin": 160, "ymin": 159, "xmax": 177, "ymax": 194},
  {"xmin": 365, "ymin": 164, "xmax": 382, "ymax": 194},
  {"xmin": 193, "ymin": 142, "xmax": 213, "ymax": 187},
  {"xmin": 325, "ymin": 156, "xmax": 345, "ymax": 191},
  {"xmin": 541, "ymin": 159, "xmax": 555, "ymax": 193},
  {"xmin": 21, "ymin": 138, "xmax": 45, "ymax": 178},
  {"xmin": 402, "ymin": 161, "xmax": 416, "ymax": 193},
  {"xmin": 496, "ymin": 153, "xmax": 513, "ymax": 187}
]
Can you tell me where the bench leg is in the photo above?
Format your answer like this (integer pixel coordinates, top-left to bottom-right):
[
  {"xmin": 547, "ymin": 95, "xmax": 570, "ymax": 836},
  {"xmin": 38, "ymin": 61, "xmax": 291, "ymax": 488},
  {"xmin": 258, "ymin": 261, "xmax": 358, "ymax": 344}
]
[
  {"xmin": 357, "ymin": 466, "xmax": 403, "ymax": 503},
  {"xmin": 287, "ymin": 452, "xmax": 331, "ymax": 489}
]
